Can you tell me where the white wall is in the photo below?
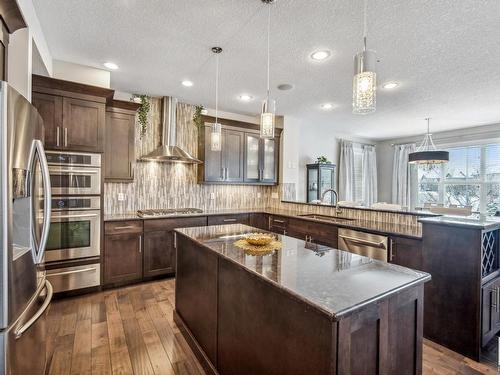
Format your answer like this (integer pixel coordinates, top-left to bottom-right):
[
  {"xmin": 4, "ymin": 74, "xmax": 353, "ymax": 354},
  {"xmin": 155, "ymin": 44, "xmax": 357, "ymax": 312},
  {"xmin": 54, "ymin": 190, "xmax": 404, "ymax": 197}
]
[
  {"xmin": 281, "ymin": 118, "xmax": 374, "ymax": 202},
  {"xmin": 52, "ymin": 60, "xmax": 110, "ymax": 88},
  {"xmin": 8, "ymin": 28, "xmax": 32, "ymax": 100},
  {"xmin": 376, "ymin": 122, "xmax": 500, "ymax": 203}
]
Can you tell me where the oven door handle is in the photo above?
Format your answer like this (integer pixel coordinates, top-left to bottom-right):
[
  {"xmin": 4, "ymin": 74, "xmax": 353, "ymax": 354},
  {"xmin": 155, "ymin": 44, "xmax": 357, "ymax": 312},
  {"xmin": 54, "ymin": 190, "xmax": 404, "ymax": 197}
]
[
  {"xmin": 48, "ymin": 168, "xmax": 99, "ymax": 175},
  {"xmin": 48, "ymin": 267, "xmax": 98, "ymax": 277},
  {"xmin": 53, "ymin": 213, "xmax": 99, "ymax": 219},
  {"xmin": 339, "ymin": 235, "xmax": 386, "ymax": 249}
]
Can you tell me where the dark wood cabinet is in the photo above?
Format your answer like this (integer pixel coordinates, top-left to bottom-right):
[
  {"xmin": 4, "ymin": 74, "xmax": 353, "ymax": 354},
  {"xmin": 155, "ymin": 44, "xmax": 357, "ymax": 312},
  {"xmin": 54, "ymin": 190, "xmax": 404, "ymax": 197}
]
[
  {"xmin": 144, "ymin": 230, "xmax": 174, "ymax": 277},
  {"xmin": 389, "ymin": 236, "xmax": 423, "ymax": 271},
  {"xmin": 249, "ymin": 213, "xmax": 270, "ymax": 231},
  {"xmin": 287, "ymin": 217, "xmax": 338, "ymax": 247},
  {"xmin": 207, "ymin": 214, "xmax": 249, "ymax": 226},
  {"xmin": 268, "ymin": 215, "xmax": 288, "ymax": 235},
  {"xmin": 482, "ymin": 277, "xmax": 500, "ymax": 346},
  {"xmin": 62, "ymin": 97, "xmax": 105, "ymax": 152},
  {"xmin": 198, "ymin": 116, "xmax": 280, "ymax": 185},
  {"xmin": 143, "ymin": 216, "xmax": 207, "ymax": 279},
  {"xmin": 32, "ymin": 92, "xmax": 63, "ymax": 149},
  {"xmin": 306, "ymin": 163, "xmax": 336, "ymax": 204},
  {"xmin": 32, "ymin": 75, "xmax": 113, "ymax": 152},
  {"xmin": 104, "ymin": 233, "xmax": 143, "ymax": 284},
  {"xmin": 105, "ymin": 101, "xmax": 139, "ymax": 182}
]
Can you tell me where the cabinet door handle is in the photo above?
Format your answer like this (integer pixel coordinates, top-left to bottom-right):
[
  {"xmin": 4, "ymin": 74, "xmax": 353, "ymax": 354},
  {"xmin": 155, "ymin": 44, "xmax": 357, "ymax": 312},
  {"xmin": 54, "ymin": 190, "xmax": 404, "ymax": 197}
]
[
  {"xmin": 389, "ymin": 239, "xmax": 396, "ymax": 261},
  {"xmin": 56, "ymin": 127, "xmax": 60, "ymax": 147},
  {"xmin": 64, "ymin": 127, "xmax": 68, "ymax": 147},
  {"xmin": 113, "ymin": 225, "xmax": 136, "ymax": 230},
  {"xmin": 225, "ymin": 168, "xmax": 228, "ymax": 180},
  {"xmin": 223, "ymin": 218, "xmax": 237, "ymax": 222},
  {"xmin": 221, "ymin": 168, "xmax": 224, "ymax": 180},
  {"xmin": 138, "ymin": 235, "xmax": 142, "ymax": 253}
]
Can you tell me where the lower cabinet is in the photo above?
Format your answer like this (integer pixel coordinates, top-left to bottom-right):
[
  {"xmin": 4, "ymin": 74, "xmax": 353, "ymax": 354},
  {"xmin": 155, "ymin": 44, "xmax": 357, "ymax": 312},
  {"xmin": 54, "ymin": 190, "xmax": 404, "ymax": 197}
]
[
  {"xmin": 104, "ymin": 232, "xmax": 143, "ymax": 284},
  {"xmin": 482, "ymin": 276, "xmax": 500, "ymax": 346},
  {"xmin": 207, "ymin": 213, "xmax": 249, "ymax": 226},
  {"xmin": 249, "ymin": 213, "xmax": 269, "ymax": 231},
  {"xmin": 144, "ymin": 230, "xmax": 174, "ymax": 277},
  {"xmin": 389, "ymin": 236, "xmax": 423, "ymax": 271}
]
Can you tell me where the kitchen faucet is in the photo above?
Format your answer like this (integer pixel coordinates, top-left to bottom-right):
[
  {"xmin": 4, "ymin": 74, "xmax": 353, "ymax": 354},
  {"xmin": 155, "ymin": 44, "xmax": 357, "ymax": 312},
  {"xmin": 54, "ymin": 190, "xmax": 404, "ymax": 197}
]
[{"xmin": 321, "ymin": 189, "xmax": 342, "ymax": 215}]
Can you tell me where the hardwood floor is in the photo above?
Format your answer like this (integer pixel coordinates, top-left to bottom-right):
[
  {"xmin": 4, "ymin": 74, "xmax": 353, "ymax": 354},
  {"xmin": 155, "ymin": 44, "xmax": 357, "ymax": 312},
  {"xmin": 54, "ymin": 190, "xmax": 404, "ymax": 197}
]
[{"xmin": 46, "ymin": 278, "xmax": 499, "ymax": 375}]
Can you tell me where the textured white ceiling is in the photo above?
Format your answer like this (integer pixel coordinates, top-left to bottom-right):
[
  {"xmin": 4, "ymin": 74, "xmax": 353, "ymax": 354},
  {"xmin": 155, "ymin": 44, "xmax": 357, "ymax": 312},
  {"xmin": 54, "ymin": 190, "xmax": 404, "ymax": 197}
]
[{"xmin": 33, "ymin": 0, "xmax": 500, "ymax": 140}]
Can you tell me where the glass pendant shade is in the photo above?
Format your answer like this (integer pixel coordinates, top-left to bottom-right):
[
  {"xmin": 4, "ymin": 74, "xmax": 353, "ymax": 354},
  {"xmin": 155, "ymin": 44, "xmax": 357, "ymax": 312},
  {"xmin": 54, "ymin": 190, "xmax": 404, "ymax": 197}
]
[
  {"xmin": 211, "ymin": 122, "xmax": 222, "ymax": 151},
  {"xmin": 260, "ymin": 98, "xmax": 275, "ymax": 138},
  {"xmin": 408, "ymin": 118, "xmax": 449, "ymax": 165},
  {"xmin": 352, "ymin": 50, "xmax": 377, "ymax": 115}
]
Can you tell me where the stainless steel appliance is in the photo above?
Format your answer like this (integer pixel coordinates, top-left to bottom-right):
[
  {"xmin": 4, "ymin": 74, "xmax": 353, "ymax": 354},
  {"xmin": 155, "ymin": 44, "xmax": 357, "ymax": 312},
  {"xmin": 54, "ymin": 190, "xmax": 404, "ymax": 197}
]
[
  {"xmin": 137, "ymin": 208, "xmax": 203, "ymax": 218},
  {"xmin": 45, "ymin": 196, "xmax": 101, "ymax": 262},
  {"xmin": 46, "ymin": 263, "xmax": 100, "ymax": 294},
  {"xmin": 338, "ymin": 228, "xmax": 389, "ymax": 262},
  {"xmin": 0, "ymin": 82, "xmax": 52, "ymax": 375},
  {"xmin": 46, "ymin": 151, "xmax": 101, "ymax": 195}
]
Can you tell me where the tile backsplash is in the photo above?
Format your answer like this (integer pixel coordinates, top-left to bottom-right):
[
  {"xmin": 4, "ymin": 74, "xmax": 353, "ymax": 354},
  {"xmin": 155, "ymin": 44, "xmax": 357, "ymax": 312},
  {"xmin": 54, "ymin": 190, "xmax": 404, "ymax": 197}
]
[{"xmin": 104, "ymin": 98, "xmax": 274, "ymax": 215}]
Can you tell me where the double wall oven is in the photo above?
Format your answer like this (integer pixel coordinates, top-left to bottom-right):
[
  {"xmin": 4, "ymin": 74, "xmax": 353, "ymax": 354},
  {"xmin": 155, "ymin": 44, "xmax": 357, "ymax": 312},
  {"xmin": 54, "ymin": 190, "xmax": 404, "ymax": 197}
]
[{"xmin": 44, "ymin": 151, "xmax": 101, "ymax": 293}]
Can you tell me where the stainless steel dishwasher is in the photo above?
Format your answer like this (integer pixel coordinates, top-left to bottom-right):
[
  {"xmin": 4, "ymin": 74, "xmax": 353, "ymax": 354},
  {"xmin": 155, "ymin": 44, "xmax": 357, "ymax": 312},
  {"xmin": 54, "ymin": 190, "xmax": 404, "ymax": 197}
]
[{"xmin": 338, "ymin": 228, "xmax": 389, "ymax": 262}]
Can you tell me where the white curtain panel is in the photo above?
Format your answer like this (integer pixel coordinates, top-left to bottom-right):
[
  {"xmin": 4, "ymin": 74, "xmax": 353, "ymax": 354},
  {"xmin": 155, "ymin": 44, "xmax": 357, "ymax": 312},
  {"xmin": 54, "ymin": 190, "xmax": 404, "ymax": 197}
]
[
  {"xmin": 362, "ymin": 145, "xmax": 378, "ymax": 207},
  {"xmin": 392, "ymin": 143, "xmax": 416, "ymax": 208},
  {"xmin": 339, "ymin": 140, "xmax": 355, "ymax": 201}
]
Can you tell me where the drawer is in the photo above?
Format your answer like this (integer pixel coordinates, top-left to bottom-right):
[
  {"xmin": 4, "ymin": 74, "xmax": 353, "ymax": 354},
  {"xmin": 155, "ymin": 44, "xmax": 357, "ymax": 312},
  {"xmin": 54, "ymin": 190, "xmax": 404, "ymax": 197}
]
[
  {"xmin": 144, "ymin": 216, "xmax": 207, "ymax": 232},
  {"xmin": 46, "ymin": 263, "xmax": 101, "ymax": 293},
  {"xmin": 269, "ymin": 215, "xmax": 288, "ymax": 228},
  {"xmin": 105, "ymin": 220, "xmax": 143, "ymax": 235},
  {"xmin": 207, "ymin": 214, "xmax": 249, "ymax": 226}
]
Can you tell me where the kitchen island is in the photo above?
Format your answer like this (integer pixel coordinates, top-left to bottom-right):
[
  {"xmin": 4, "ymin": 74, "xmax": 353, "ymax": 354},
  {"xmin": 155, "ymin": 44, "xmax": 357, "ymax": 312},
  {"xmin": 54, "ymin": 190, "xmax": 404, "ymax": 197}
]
[{"xmin": 174, "ymin": 224, "xmax": 431, "ymax": 375}]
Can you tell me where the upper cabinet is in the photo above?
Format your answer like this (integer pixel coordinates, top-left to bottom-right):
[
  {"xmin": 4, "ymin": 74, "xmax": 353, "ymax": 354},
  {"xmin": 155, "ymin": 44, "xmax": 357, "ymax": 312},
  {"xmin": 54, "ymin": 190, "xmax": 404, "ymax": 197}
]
[
  {"xmin": 198, "ymin": 116, "xmax": 280, "ymax": 185},
  {"xmin": 104, "ymin": 100, "xmax": 140, "ymax": 182},
  {"xmin": 31, "ymin": 75, "xmax": 114, "ymax": 153}
]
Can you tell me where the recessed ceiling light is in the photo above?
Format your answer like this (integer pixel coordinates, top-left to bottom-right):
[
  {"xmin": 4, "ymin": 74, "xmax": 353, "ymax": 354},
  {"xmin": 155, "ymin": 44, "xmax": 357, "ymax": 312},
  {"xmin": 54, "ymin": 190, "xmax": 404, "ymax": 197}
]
[
  {"xmin": 277, "ymin": 83, "xmax": 294, "ymax": 91},
  {"xmin": 382, "ymin": 81, "xmax": 399, "ymax": 89},
  {"xmin": 239, "ymin": 94, "xmax": 253, "ymax": 101},
  {"xmin": 182, "ymin": 80, "xmax": 193, "ymax": 87},
  {"xmin": 321, "ymin": 103, "xmax": 334, "ymax": 110},
  {"xmin": 310, "ymin": 50, "xmax": 331, "ymax": 61},
  {"xmin": 103, "ymin": 62, "xmax": 118, "ymax": 70}
]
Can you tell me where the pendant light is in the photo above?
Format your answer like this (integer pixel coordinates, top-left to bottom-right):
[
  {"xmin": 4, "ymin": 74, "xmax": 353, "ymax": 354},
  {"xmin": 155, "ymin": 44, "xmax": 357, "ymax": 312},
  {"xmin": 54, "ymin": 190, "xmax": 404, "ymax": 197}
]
[
  {"xmin": 409, "ymin": 118, "xmax": 449, "ymax": 164},
  {"xmin": 260, "ymin": 0, "xmax": 276, "ymax": 139},
  {"xmin": 211, "ymin": 47, "xmax": 223, "ymax": 151},
  {"xmin": 352, "ymin": 0, "xmax": 377, "ymax": 115}
]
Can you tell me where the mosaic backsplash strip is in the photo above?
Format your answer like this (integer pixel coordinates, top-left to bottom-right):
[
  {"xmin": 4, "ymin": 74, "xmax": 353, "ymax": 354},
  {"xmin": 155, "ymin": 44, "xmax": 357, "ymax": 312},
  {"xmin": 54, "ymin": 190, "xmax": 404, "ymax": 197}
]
[{"xmin": 104, "ymin": 99, "xmax": 274, "ymax": 215}]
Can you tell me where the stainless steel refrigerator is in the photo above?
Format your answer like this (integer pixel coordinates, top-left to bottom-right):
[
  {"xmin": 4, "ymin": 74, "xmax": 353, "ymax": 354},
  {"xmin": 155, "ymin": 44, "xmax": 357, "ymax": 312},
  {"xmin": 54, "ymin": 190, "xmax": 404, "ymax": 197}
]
[{"xmin": 0, "ymin": 82, "xmax": 52, "ymax": 374}]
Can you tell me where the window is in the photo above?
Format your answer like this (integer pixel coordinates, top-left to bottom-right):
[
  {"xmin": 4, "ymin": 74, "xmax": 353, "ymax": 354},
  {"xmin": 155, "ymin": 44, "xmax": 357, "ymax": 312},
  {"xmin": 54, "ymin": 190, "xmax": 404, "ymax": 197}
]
[
  {"xmin": 353, "ymin": 145, "xmax": 364, "ymax": 203},
  {"xmin": 416, "ymin": 143, "xmax": 500, "ymax": 215}
]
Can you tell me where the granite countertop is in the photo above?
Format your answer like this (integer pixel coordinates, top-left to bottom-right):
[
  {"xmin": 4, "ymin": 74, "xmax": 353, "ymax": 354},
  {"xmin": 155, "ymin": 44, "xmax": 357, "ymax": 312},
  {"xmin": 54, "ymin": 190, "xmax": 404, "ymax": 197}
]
[
  {"xmin": 104, "ymin": 207, "xmax": 422, "ymax": 239},
  {"xmin": 175, "ymin": 224, "xmax": 431, "ymax": 320},
  {"xmin": 419, "ymin": 214, "xmax": 500, "ymax": 230}
]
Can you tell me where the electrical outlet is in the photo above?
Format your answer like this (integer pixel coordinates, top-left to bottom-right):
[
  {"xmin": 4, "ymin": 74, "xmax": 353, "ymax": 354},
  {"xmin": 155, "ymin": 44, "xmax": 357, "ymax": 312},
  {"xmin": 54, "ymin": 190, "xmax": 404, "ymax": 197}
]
[
  {"xmin": 271, "ymin": 192, "xmax": 279, "ymax": 199},
  {"xmin": 117, "ymin": 193, "xmax": 126, "ymax": 201},
  {"xmin": 210, "ymin": 192, "xmax": 216, "ymax": 200},
  {"xmin": 257, "ymin": 193, "xmax": 262, "ymax": 198}
]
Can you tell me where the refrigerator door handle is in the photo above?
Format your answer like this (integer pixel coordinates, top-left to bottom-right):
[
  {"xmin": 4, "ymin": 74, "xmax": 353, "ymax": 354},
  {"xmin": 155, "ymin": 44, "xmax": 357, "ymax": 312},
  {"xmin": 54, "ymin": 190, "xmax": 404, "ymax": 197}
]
[
  {"xmin": 28, "ymin": 140, "xmax": 52, "ymax": 264},
  {"xmin": 14, "ymin": 280, "xmax": 53, "ymax": 339}
]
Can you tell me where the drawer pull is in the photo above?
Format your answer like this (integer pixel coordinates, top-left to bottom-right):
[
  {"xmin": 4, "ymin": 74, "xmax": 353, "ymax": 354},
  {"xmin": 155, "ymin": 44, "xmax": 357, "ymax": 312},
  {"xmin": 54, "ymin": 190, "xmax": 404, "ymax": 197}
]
[
  {"xmin": 48, "ymin": 267, "xmax": 97, "ymax": 277},
  {"xmin": 113, "ymin": 225, "xmax": 137, "ymax": 230},
  {"xmin": 223, "ymin": 218, "xmax": 237, "ymax": 222},
  {"xmin": 273, "ymin": 219, "xmax": 285, "ymax": 224}
]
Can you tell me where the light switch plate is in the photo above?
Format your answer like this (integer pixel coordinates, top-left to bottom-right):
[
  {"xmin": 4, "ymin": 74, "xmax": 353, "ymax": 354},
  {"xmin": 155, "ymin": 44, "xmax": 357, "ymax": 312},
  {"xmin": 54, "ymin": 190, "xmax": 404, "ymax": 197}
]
[
  {"xmin": 271, "ymin": 192, "xmax": 279, "ymax": 199},
  {"xmin": 210, "ymin": 192, "xmax": 216, "ymax": 200},
  {"xmin": 257, "ymin": 193, "xmax": 262, "ymax": 198},
  {"xmin": 117, "ymin": 193, "xmax": 126, "ymax": 201}
]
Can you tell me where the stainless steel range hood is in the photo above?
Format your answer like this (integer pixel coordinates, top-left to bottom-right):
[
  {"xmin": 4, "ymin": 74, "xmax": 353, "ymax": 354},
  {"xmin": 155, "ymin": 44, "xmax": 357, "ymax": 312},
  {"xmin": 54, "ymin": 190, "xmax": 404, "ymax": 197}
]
[{"xmin": 140, "ymin": 97, "xmax": 202, "ymax": 164}]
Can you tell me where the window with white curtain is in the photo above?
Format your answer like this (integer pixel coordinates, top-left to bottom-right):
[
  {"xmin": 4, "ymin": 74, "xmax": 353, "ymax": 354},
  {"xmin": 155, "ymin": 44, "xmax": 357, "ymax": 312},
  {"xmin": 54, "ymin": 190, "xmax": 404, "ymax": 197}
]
[
  {"xmin": 353, "ymin": 144, "xmax": 364, "ymax": 202},
  {"xmin": 416, "ymin": 143, "xmax": 500, "ymax": 214}
]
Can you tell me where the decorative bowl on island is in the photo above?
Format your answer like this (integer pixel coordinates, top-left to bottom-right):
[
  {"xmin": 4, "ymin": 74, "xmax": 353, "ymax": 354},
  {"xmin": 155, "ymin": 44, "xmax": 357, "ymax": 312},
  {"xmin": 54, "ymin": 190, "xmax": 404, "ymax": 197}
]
[{"xmin": 244, "ymin": 233, "xmax": 274, "ymax": 246}]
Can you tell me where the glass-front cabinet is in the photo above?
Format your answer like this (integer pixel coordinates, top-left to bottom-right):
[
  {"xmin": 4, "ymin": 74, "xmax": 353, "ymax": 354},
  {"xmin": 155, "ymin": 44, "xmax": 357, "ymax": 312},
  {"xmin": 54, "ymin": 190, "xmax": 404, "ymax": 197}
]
[
  {"xmin": 244, "ymin": 133, "xmax": 278, "ymax": 184},
  {"xmin": 306, "ymin": 163, "xmax": 336, "ymax": 204}
]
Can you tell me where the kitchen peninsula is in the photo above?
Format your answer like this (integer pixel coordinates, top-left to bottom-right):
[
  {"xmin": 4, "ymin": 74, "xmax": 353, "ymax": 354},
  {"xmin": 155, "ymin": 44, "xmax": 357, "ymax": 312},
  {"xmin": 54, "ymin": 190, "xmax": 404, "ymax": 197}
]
[{"xmin": 174, "ymin": 224, "xmax": 430, "ymax": 375}]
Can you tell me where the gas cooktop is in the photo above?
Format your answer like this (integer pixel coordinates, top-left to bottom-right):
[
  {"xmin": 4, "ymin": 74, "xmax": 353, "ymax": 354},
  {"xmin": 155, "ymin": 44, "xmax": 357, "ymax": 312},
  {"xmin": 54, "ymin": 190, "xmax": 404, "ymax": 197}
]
[{"xmin": 136, "ymin": 208, "xmax": 203, "ymax": 218}]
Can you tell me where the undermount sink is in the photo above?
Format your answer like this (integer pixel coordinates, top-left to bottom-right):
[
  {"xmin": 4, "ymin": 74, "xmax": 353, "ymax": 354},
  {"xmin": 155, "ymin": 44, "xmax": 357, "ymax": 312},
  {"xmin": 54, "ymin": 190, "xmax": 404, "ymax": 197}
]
[{"xmin": 299, "ymin": 214, "xmax": 355, "ymax": 224}]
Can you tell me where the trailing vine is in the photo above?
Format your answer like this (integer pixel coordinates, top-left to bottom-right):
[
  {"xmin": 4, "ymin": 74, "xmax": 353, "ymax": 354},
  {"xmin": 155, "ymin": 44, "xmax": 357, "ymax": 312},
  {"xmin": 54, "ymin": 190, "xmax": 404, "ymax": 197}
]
[
  {"xmin": 132, "ymin": 94, "xmax": 151, "ymax": 138},
  {"xmin": 193, "ymin": 105, "xmax": 204, "ymax": 129}
]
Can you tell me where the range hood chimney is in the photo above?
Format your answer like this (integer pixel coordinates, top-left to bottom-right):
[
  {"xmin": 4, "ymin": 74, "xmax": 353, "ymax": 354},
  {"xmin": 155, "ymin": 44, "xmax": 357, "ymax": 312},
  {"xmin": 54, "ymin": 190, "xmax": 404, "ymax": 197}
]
[{"xmin": 140, "ymin": 97, "xmax": 202, "ymax": 164}]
